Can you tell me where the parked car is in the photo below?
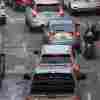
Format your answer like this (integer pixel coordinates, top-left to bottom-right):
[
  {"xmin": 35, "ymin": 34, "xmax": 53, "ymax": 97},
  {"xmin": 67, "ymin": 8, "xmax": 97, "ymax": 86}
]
[
  {"xmin": 43, "ymin": 16, "xmax": 81, "ymax": 53},
  {"xmin": 25, "ymin": 0, "xmax": 64, "ymax": 30},
  {"xmin": 0, "ymin": 1, "xmax": 7, "ymax": 25},
  {"xmin": 32, "ymin": 45, "xmax": 81, "ymax": 80},
  {"xmin": 67, "ymin": 0, "xmax": 100, "ymax": 14}
]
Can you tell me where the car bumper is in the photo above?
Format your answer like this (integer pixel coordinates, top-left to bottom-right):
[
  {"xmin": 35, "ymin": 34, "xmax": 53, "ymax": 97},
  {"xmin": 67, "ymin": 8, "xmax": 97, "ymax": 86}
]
[{"xmin": 31, "ymin": 80, "xmax": 75, "ymax": 93}]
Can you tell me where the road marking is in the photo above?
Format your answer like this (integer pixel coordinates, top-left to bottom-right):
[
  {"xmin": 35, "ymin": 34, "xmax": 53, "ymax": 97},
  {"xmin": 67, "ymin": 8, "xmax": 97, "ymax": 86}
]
[
  {"xmin": 87, "ymin": 92, "xmax": 91, "ymax": 100},
  {"xmin": 7, "ymin": 15, "xmax": 25, "ymax": 23},
  {"xmin": 22, "ymin": 42, "xmax": 28, "ymax": 57},
  {"xmin": 35, "ymin": 98, "xmax": 39, "ymax": 100}
]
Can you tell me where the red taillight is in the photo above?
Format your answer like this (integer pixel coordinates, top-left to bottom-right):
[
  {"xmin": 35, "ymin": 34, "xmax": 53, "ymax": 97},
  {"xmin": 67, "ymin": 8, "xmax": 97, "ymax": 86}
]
[
  {"xmin": 39, "ymin": 64, "xmax": 48, "ymax": 67},
  {"xmin": 49, "ymin": 32, "xmax": 55, "ymax": 37},
  {"xmin": 59, "ymin": 11, "xmax": 64, "ymax": 16},
  {"xmin": 58, "ymin": 10, "xmax": 64, "ymax": 16},
  {"xmin": 33, "ymin": 76, "xmax": 38, "ymax": 80},
  {"xmin": 74, "ymin": 32, "xmax": 80, "ymax": 37},
  {"xmin": 72, "ymin": 96, "xmax": 80, "ymax": 100},
  {"xmin": 32, "ymin": 10, "xmax": 38, "ymax": 17},
  {"xmin": 33, "ymin": 77, "xmax": 48, "ymax": 80},
  {"xmin": 73, "ymin": 64, "xmax": 80, "ymax": 72},
  {"xmin": 58, "ymin": 6, "xmax": 64, "ymax": 16},
  {"xmin": 39, "ymin": 77, "xmax": 48, "ymax": 80}
]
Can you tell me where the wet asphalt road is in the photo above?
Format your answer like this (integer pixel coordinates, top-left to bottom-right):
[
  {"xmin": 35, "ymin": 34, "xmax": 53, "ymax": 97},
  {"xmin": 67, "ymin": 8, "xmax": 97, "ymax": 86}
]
[{"xmin": 0, "ymin": 7, "xmax": 100, "ymax": 100}]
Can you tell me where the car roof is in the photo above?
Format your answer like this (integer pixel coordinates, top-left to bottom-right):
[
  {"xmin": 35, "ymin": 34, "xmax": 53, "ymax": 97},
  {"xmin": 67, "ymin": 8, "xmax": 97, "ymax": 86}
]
[
  {"xmin": 49, "ymin": 16, "xmax": 73, "ymax": 25},
  {"xmin": 34, "ymin": 0, "xmax": 59, "ymax": 4},
  {"xmin": 41, "ymin": 45, "xmax": 72, "ymax": 55},
  {"xmin": 49, "ymin": 16, "xmax": 73, "ymax": 21},
  {"xmin": 49, "ymin": 16, "xmax": 75, "ymax": 32},
  {"xmin": 34, "ymin": 66, "xmax": 72, "ymax": 74}
]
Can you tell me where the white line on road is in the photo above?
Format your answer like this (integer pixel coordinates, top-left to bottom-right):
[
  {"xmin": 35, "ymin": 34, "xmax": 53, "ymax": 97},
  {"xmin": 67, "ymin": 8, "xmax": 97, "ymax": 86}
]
[
  {"xmin": 22, "ymin": 42, "xmax": 29, "ymax": 57},
  {"xmin": 87, "ymin": 92, "xmax": 92, "ymax": 100},
  {"xmin": 6, "ymin": 14, "xmax": 25, "ymax": 23}
]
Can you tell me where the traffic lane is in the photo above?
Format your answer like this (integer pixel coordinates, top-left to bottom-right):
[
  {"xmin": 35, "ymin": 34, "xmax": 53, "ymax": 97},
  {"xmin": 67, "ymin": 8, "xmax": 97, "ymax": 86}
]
[
  {"xmin": 0, "ymin": 11, "xmax": 43, "ymax": 77},
  {"xmin": 80, "ymin": 73, "xmax": 99, "ymax": 100},
  {"xmin": 2, "ymin": 8, "xmax": 99, "ymax": 99},
  {"xmin": 79, "ymin": 15, "xmax": 100, "ymax": 73},
  {"xmin": 79, "ymin": 15, "xmax": 100, "ymax": 100}
]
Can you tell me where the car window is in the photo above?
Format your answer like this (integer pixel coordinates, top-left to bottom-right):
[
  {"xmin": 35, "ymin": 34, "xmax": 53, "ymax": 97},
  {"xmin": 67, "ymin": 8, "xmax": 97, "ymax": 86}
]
[
  {"xmin": 40, "ymin": 54, "xmax": 72, "ymax": 64},
  {"xmin": 34, "ymin": 73, "xmax": 74, "ymax": 80},
  {"xmin": 50, "ymin": 24, "xmax": 75, "ymax": 33},
  {"xmin": 37, "ymin": 4, "xmax": 59, "ymax": 12}
]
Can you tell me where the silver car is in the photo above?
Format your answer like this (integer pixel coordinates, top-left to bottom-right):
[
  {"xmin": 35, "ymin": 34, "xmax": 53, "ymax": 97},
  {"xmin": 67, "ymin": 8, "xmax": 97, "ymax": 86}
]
[
  {"xmin": 0, "ymin": 1, "xmax": 6, "ymax": 25},
  {"xmin": 25, "ymin": 0, "xmax": 64, "ymax": 30},
  {"xmin": 66, "ymin": 0, "xmax": 100, "ymax": 13}
]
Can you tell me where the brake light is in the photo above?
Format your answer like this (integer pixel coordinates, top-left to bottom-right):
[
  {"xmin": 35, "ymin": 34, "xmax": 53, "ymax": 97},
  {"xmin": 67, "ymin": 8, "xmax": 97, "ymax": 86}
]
[
  {"xmin": 68, "ymin": 32, "xmax": 73, "ymax": 36},
  {"xmin": 58, "ymin": 6, "xmax": 64, "ymax": 16},
  {"xmin": 32, "ymin": 10, "xmax": 38, "ymax": 17},
  {"xmin": 75, "ymin": 32, "xmax": 80, "ymax": 37},
  {"xmin": 39, "ymin": 64, "xmax": 48, "ymax": 67},
  {"xmin": 73, "ymin": 64, "xmax": 80, "ymax": 72},
  {"xmin": 72, "ymin": 96, "xmax": 80, "ymax": 100},
  {"xmin": 33, "ymin": 76, "xmax": 48, "ymax": 80},
  {"xmin": 49, "ymin": 32, "xmax": 55, "ymax": 37},
  {"xmin": 33, "ymin": 76, "xmax": 38, "ymax": 80},
  {"xmin": 39, "ymin": 77, "xmax": 48, "ymax": 80}
]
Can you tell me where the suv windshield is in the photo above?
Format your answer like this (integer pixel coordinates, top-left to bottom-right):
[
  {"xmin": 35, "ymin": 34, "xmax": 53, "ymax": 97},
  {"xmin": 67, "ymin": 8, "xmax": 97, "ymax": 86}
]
[
  {"xmin": 40, "ymin": 54, "xmax": 71, "ymax": 64},
  {"xmin": 37, "ymin": 4, "xmax": 59, "ymax": 12}
]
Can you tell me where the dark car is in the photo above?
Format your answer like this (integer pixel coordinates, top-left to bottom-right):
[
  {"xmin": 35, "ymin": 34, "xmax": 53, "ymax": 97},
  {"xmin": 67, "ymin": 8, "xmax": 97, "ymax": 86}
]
[{"xmin": 31, "ymin": 66, "xmax": 78, "ymax": 94}]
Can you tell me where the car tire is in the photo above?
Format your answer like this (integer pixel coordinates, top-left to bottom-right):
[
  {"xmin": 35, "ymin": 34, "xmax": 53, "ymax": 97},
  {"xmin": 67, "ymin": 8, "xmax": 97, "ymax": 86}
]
[
  {"xmin": 25, "ymin": 18, "xmax": 28, "ymax": 26},
  {"xmin": 23, "ymin": 73, "xmax": 31, "ymax": 80},
  {"xmin": 43, "ymin": 35, "xmax": 49, "ymax": 44},
  {"xmin": 40, "ymin": 24, "xmax": 45, "ymax": 30},
  {"xmin": 68, "ymin": 3, "xmax": 74, "ymax": 14},
  {"xmin": 29, "ymin": 25, "xmax": 33, "ymax": 32},
  {"xmin": 25, "ymin": 18, "xmax": 33, "ymax": 31},
  {"xmin": 0, "ymin": 17, "xmax": 6, "ymax": 25}
]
